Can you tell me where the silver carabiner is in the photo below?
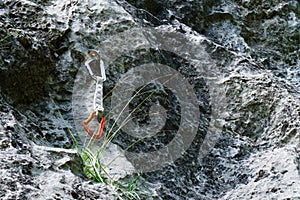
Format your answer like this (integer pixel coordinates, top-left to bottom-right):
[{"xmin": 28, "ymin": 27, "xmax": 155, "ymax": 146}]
[
  {"xmin": 85, "ymin": 49, "xmax": 106, "ymax": 112},
  {"xmin": 85, "ymin": 49, "xmax": 106, "ymax": 82}
]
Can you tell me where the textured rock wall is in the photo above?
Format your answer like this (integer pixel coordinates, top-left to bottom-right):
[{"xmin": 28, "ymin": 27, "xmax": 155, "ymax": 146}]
[{"xmin": 0, "ymin": 0, "xmax": 299, "ymax": 199}]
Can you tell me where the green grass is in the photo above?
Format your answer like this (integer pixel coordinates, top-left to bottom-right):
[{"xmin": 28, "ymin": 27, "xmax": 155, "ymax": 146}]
[
  {"xmin": 55, "ymin": 110, "xmax": 152, "ymax": 199},
  {"xmin": 52, "ymin": 72, "xmax": 177, "ymax": 199},
  {"xmin": 74, "ymin": 83, "xmax": 161, "ymax": 199},
  {"xmin": 77, "ymin": 143, "xmax": 151, "ymax": 199},
  {"xmin": 117, "ymin": 174, "xmax": 150, "ymax": 200},
  {"xmin": 52, "ymin": 86, "xmax": 159, "ymax": 199}
]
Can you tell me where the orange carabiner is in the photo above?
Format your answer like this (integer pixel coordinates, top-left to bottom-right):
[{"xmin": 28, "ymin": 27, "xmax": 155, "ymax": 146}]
[{"xmin": 82, "ymin": 111, "xmax": 105, "ymax": 139}]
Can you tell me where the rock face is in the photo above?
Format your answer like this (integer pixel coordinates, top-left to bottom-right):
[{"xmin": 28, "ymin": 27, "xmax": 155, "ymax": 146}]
[{"xmin": 0, "ymin": 0, "xmax": 299, "ymax": 199}]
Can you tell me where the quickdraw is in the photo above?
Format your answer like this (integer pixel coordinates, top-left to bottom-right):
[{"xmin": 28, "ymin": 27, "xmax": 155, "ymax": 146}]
[{"xmin": 82, "ymin": 49, "xmax": 106, "ymax": 138}]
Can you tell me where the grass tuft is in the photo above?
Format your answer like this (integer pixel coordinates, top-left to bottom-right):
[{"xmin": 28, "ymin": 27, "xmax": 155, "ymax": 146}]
[{"xmin": 52, "ymin": 72, "xmax": 177, "ymax": 199}]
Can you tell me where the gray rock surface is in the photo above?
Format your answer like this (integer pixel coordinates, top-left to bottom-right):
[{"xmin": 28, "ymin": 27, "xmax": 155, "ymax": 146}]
[{"xmin": 0, "ymin": 0, "xmax": 299, "ymax": 199}]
